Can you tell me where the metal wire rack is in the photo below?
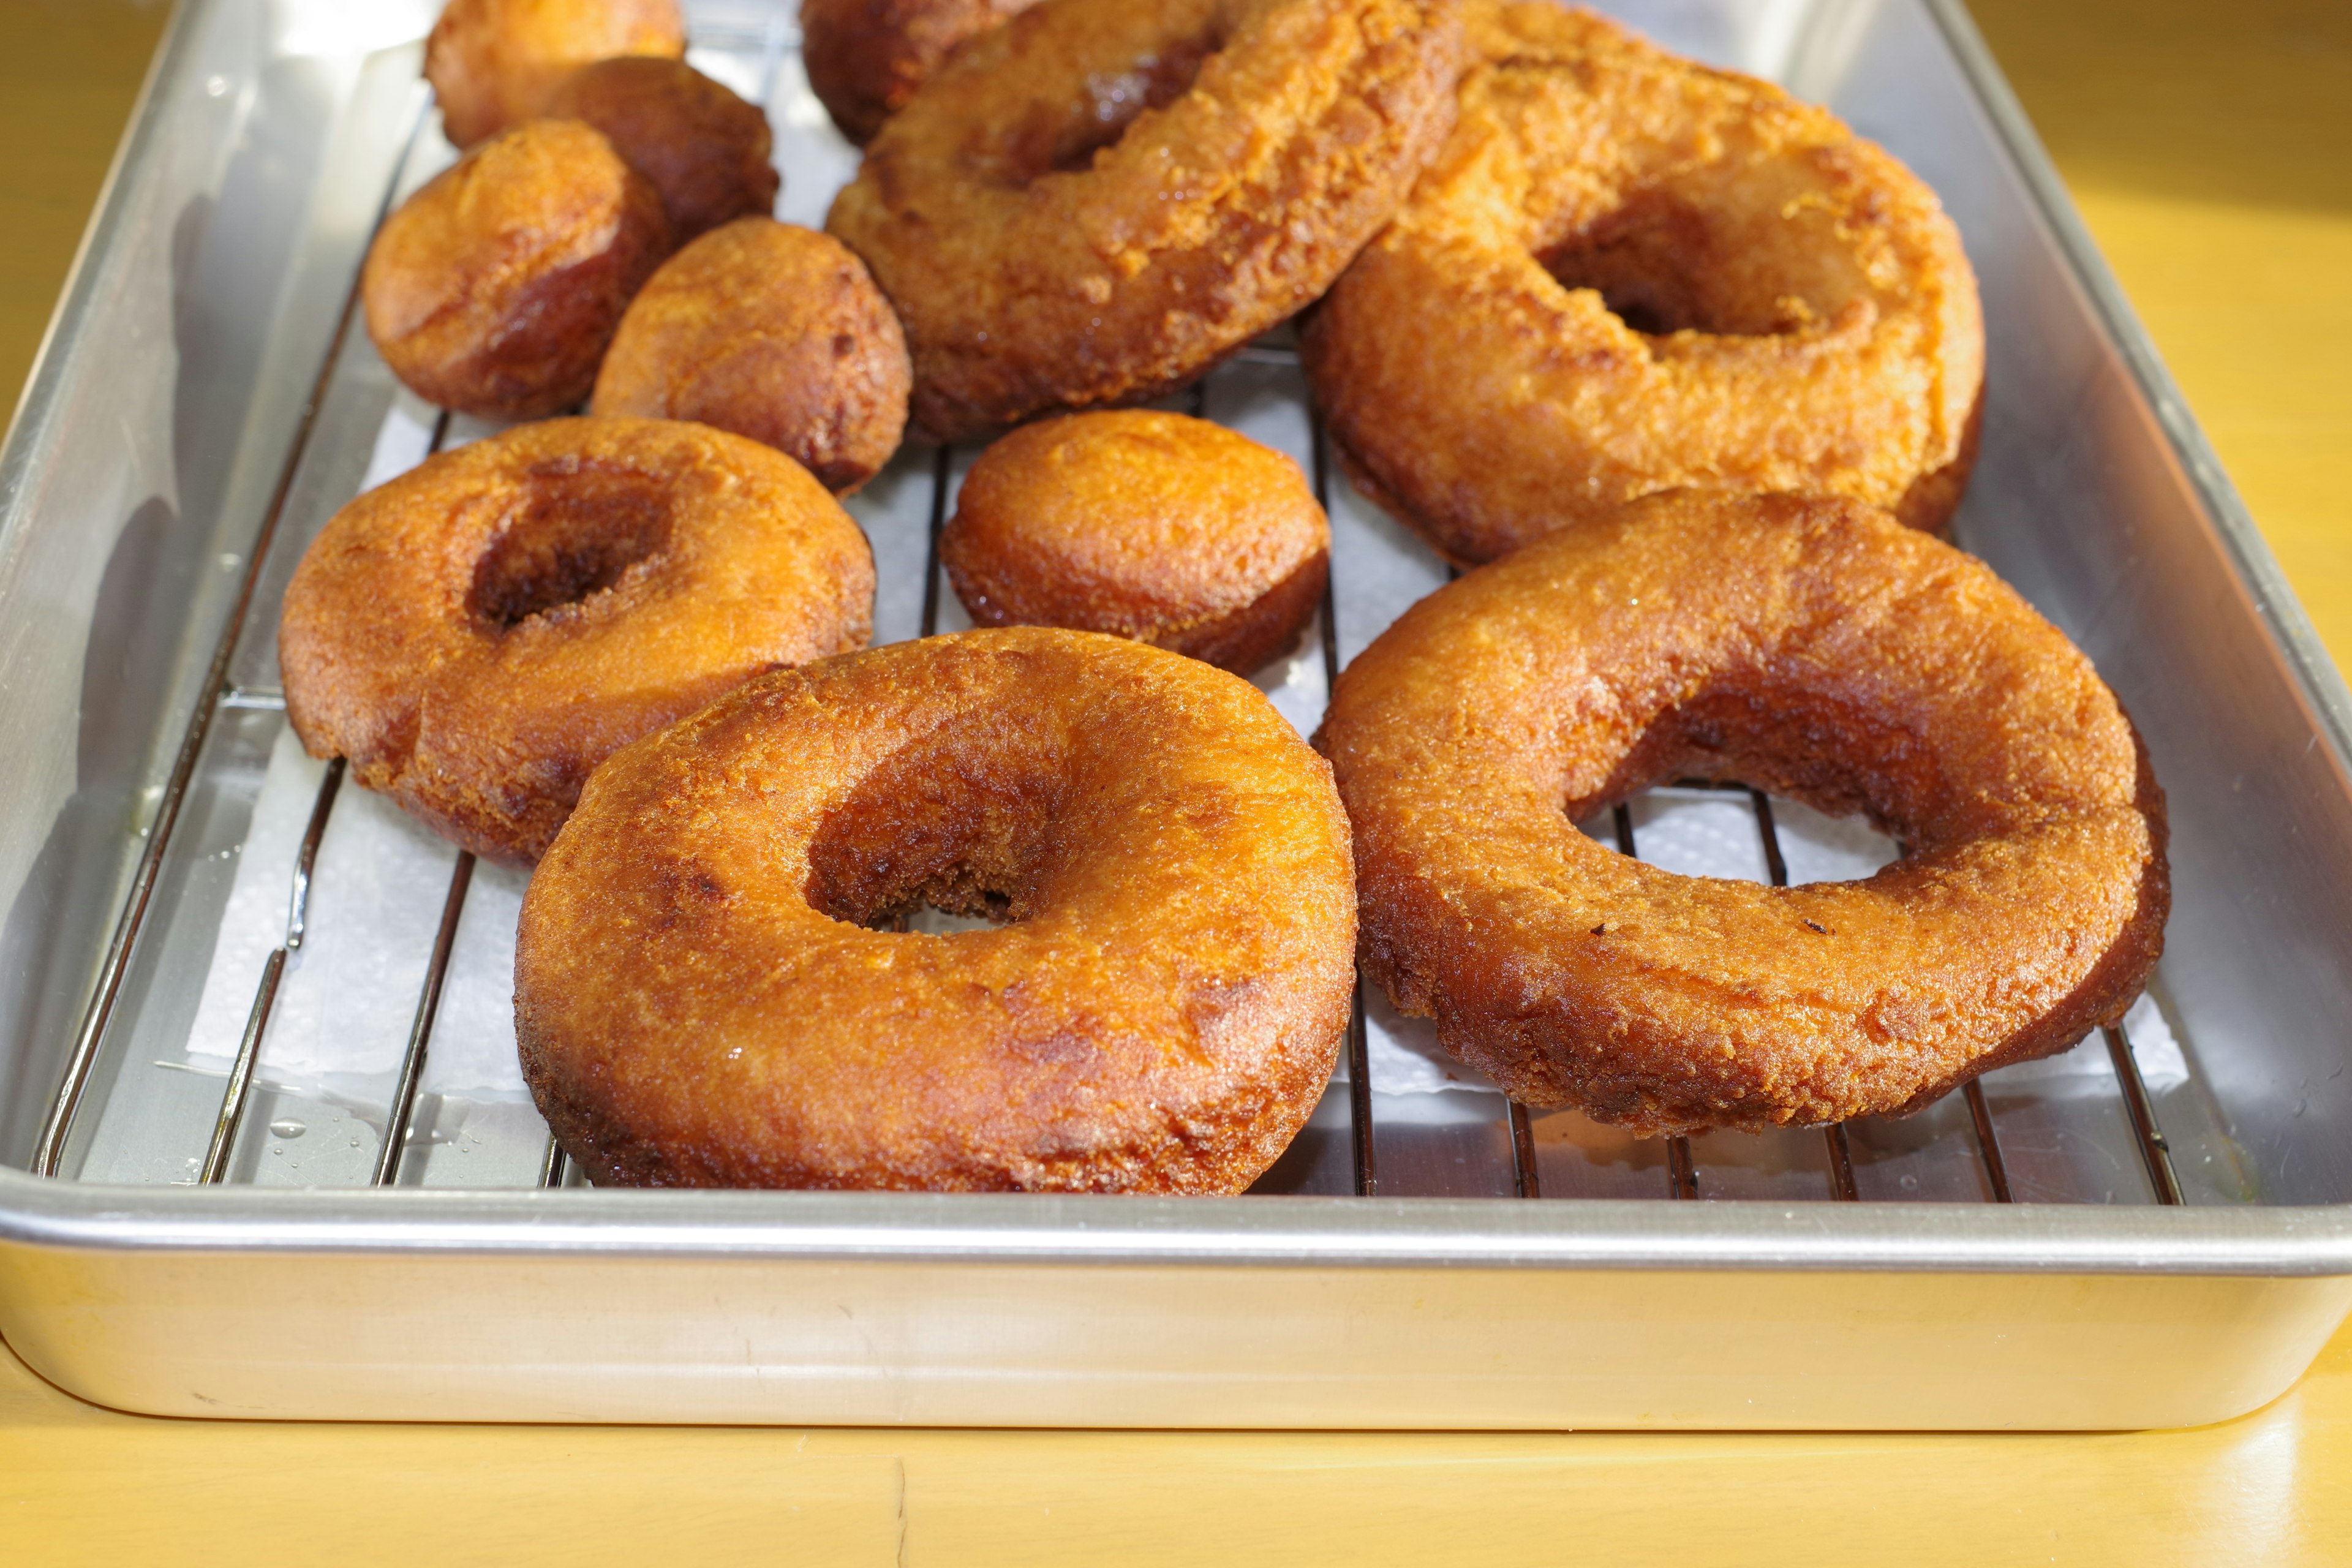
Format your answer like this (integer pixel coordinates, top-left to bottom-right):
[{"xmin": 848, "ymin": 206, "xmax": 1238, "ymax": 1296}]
[{"xmin": 26, "ymin": 17, "xmax": 2193, "ymax": 1211}]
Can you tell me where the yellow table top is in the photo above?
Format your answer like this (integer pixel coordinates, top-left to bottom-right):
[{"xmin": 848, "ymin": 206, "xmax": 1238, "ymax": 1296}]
[{"xmin": 4, "ymin": 1, "xmax": 2350, "ymax": 1561}]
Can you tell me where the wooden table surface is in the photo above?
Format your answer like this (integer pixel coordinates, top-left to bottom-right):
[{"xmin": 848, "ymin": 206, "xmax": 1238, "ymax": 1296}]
[{"xmin": 3, "ymin": 1, "xmax": 2349, "ymax": 1561}]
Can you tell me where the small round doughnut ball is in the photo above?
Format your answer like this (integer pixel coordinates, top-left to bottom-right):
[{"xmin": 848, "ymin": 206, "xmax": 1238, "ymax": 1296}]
[
  {"xmin": 1303, "ymin": 4, "xmax": 1985, "ymax": 565},
  {"xmin": 800, "ymin": 0, "xmax": 1041, "ymax": 146},
  {"xmin": 827, "ymin": 0, "xmax": 1464, "ymax": 441},
  {"xmin": 592, "ymin": 219, "xmax": 911, "ymax": 494},
  {"xmin": 1318, "ymin": 491, "xmax": 2168, "ymax": 1136},
  {"xmin": 941, "ymin": 412, "xmax": 1329, "ymax": 674},
  {"xmin": 363, "ymin": 119, "xmax": 673, "ymax": 420},
  {"xmin": 516, "ymin": 627, "xmax": 1359, "ymax": 1191},
  {"xmin": 546, "ymin": 56, "xmax": 779, "ymax": 242},
  {"xmin": 426, "ymin": 0, "xmax": 686, "ymax": 148},
  {"xmin": 279, "ymin": 417, "xmax": 875, "ymax": 865}
]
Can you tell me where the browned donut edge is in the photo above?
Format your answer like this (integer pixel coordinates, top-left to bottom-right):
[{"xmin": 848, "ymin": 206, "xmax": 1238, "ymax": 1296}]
[
  {"xmin": 531, "ymin": 1026, "xmax": 1341, "ymax": 1193},
  {"xmin": 1891, "ymin": 380, "xmax": 1986, "ymax": 537},
  {"xmin": 946, "ymin": 543, "xmax": 1328, "ymax": 676},
  {"xmin": 1327, "ymin": 377, "xmax": 1988, "ymax": 565},
  {"xmin": 1882, "ymin": 723, "xmax": 2169, "ymax": 1116}
]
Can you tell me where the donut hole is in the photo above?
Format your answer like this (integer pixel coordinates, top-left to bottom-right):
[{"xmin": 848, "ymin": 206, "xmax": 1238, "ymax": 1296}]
[
  {"xmin": 1006, "ymin": 27, "xmax": 1224, "ymax": 182},
  {"xmin": 1563, "ymin": 687, "xmax": 1948, "ymax": 854},
  {"xmin": 801, "ymin": 732, "xmax": 1074, "ymax": 932},
  {"xmin": 1537, "ymin": 186, "xmax": 1871, "ymax": 340},
  {"xmin": 469, "ymin": 469, "xmax": 674, "ymax": 629}
]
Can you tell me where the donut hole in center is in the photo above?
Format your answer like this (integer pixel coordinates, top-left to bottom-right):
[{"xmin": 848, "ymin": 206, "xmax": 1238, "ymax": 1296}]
[
  {"xmin": 1562, "ymin": 687, "xmax": 1950, "ymax": 856},
  {"xmin": 802, "ymin": 731, "xmax": 1075, "ymax": 933},
  {"xmin": 469, "ymin": 467, "xmax": 674, "ymax": 630},
  {"xmin": 1537, "ymin": 186, "xmax": 1871, "ymax": 340},
  {"xmin": 1008, "ymin": 26, "xmax": 1225, "ymax": 183}
]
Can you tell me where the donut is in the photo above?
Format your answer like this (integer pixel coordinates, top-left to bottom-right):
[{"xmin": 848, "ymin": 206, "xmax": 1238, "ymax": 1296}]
[
  {"xmin": 362, "ymin": 119, "xmax": 673, "ymax": 421},
  {"xmin": 1302, "ymin": 4, "xmax": 1985, "ymax": 567},
  {"xmin": 941, "ymin": 411, "xmax": 1328, "ymax": 674},
  {"xmin": 827, "ymin": 0, "xmax": 1464, "ymax": 442},
  {"xmin": 515, "ymin": 627, "xmax": 1358, "ymax": 1191},
  {"xmin": 546, "ymin": 56, "xmax": 780, "ymax": 243},
  {"xmin": 279, "ymin": 418, "xmax": 873, "ymax": 866},
  {"xmin": 592, "ymin": 219, "xmax": 911, "ymax": 494},
  {"xmin": 1316, "ymin": 491, "xmax": 2168, "ymax": 1135},
  {"xmin": 425, "ymin": 0, "xmax": 687, "ymax": 148},
  {"xmin": 800, "ymin": 0, "xmax": 1041, "ymax": 146}
]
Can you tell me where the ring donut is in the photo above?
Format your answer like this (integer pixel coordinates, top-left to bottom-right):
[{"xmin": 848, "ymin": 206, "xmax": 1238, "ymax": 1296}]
[
  {"xmin": 280, "ymin": 417, "xmax": 873, "ymax": 865},
  {"xmin": 1303, "ymin": 4, "xmax": 1985, "ymax": 565},
  {"xmin": 827, "ymin": 0, "xmax": 1464, "ymax": 441},
  {"xmin": 517, "ymin": 627, "xmax": 1358, "ymax": 1191},
  {"xmin": 1316, "ymin": 491, "xmax": 2168, "ymax": 1134},
  {"xmin": 799, "ymin": 0, "xmax": 1042, "ymax": 146}
]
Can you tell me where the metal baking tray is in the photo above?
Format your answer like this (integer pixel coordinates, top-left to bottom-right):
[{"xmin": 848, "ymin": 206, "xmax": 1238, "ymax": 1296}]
[{"xmin": 1, "ymin": 0, "xmax": 2349, "ymax": 1430}]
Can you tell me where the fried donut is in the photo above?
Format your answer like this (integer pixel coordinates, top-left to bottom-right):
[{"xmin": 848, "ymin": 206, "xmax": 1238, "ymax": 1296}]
[
  {"xmin": 363, "ymin": 119, "xmax": 673, "ymax": 421},
  {"xmin": 516, "ymin": 627, "xmax": 1357, "ymax": 1191},
  {"xmin": 280, "ymin": 418, "xmax": 873, "ymax": 866},
  {"xmin": 546, "ymin": 56, "xmax": 780, "ymax": 242},
  {"xmin": 800, "ymin": 0, "xmax": 1042, "ymax": 146},
  {"xmin": 592, "ymin": 219, "xmax": 911, "ymax": 494},
  {"xmin": 426, "ymin": 0, "xmax": 686, "ymax": 148},
  {"xmin": 1317, "ymin": 491, "xmax": 2168, "ymax": 1135},
  {"xmin": 827, "ymin": 0, "xmax": 1464, "ymax": 441},
  {"xmin": 1302, "ymin": 4, "xmax": 1985, "ymax": 566},
  {"xmin": 941, "ymin": 412, "xmax": 1328, "ymax": 674}
]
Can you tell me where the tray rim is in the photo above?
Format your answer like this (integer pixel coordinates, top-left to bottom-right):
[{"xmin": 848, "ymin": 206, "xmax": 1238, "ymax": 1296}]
[
  {"xmin": 1919, "ymin": 0, "xmax": 2352, "ymax": 789},
  {"xmin": 4, "ymin": 1172, "xmax": 2352, "ymax": 1278},
  {"xmin": 1, "ymin": 0, "xmax": 2350, "ymax": 1286}
]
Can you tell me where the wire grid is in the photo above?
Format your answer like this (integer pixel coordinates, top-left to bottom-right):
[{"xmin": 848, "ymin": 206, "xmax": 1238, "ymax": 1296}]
[{"xmin": 29, "ymin": 23, "xmax": 2188, "ymax": 1208}]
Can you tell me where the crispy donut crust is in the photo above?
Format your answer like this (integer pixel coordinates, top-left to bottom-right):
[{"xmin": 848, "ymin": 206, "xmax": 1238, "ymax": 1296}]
[
  {"xmin": 362, "ymin": 119, "xmax": 673, "ymax": 421},
  {"xmin": 1302, "ymin": 4, "xmax": 1986, "ymax": 565},
  {"xmin": 593, "ymin": 219, "xmax": 912, "ymax": 494},
  {"xmin": 1316, "ymin": 492, "xmax": 2168, "ymax": 1135},
  {"xmin": 941, "ymin": 412, "xmax": 1330, "ymax": 673},
  {"xmin": 426, "ymin": 0, "xmax": 686, "ymax": 148},
  {"xmin": 827, "ymin": 0, "xmax": 1464, "ymax": 441},
  {"xmin": 280, "ymin": 418, "xmax": 874, "ymax": 865},
  {"xmin": 546, "ymin": 56, "xmax": 780, "ymax": 242},
  {"xmin": 800, "ymin": 0, "xmax": 1042, "ymax": 146},
  {"xmin": 516, "ymin": 628, "xmax": 1358, "ymax": 1191}
]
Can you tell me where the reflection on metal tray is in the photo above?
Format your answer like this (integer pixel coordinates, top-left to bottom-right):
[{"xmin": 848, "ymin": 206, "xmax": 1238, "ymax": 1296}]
[{"xmin": 0, "ymin": 0, "xmax": 2348, "ymax": 1431}]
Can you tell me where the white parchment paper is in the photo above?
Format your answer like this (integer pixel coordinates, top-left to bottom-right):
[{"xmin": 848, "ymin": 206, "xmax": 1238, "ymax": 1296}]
[{"xmin": 179, "ymin": 25, "xmax": 2190, "ymax": 1114}]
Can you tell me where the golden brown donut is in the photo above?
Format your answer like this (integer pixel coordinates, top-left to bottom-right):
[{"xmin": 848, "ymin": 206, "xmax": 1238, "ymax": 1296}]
[
  {"xmin": 1316, "ymin": 491, "xmax": 2168, "ymax": 1136},
  {"xmin": 827, "ymin": 0, "xmax": 1464, "ymax": 442},
  {"xmin": 799, "ymin": 0, "xmax": 1041, "ymax": 146},
  {"xmin": 941, "ymin": 411, "xmax": 1328, "ymax": 674},
  {"xmin": 546, "ymin": 56, "xmax": 779, "ymax": 242},
  {"xmin": 363, "ymin": 119, "xmax": 673, "ymax": 421},
  {"xmin": 1302, "ymin": 4, "xmax": 1986, "ymax": 566},
  {"xmin": 280, "ymin": 418, "xmax": 873, "ymax": 866},
  {"xmin": 592, "ymin": 219, "xmax": 911, "ymax": 494},
  {"xmin": 426, "ymin": 0, "xmax": 687, "ymax": 148},
  {"xmin": 516, "ymin": 627, "xmax": 1357, "ymax": 1191}
]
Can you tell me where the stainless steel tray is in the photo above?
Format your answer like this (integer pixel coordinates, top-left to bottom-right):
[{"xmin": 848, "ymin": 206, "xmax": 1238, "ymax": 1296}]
[{"xmin": 1, "ymin": 0, "xmax": 2349, "ymax": 1430}]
